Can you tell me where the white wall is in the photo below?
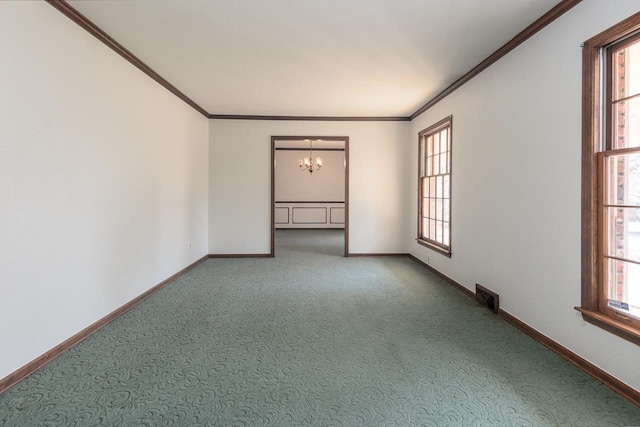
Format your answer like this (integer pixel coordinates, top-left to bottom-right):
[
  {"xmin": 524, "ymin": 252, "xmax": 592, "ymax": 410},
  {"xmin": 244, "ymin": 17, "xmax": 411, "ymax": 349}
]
[
  {"xmin": 275, "ymin": 150, "xmax": 345, "ymax": 202},
  {"xmin": 275, "ymin": 149, "xmax": 346, "ymax": 229},
  {"xmin": 7, "ymin": 0, "xmax": 637, "ymax": 397},
  {"xmin": 209, "ymin": 120, "xmax": 409, "ymax": 254},
  {"xmin": 0, "ymin": 2, "xmax": 209, "ymax": 380},
  {"xmin": 408, "ymin": 0, "xmax": 640, "ymax": 392}
]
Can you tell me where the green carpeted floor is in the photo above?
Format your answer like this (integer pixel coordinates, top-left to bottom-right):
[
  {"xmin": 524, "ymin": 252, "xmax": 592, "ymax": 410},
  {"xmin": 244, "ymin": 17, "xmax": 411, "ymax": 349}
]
[{"xmin": 1, "ymin": 229, "xmax": 640, "ymax": 426}]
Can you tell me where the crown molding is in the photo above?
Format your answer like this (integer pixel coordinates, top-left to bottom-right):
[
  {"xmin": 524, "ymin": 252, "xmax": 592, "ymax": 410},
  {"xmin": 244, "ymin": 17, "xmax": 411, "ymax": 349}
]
[
  {"xmin": 208, "ymin": 114, "xmax": 410, "ymax": 121},
  {"xmin": 45, "ymin": 0, "xmax": 209, "ymax": 118},
  {"xmin": 409, "ymin": 0, "xmax": 582, "ymax": 120},
  {"xmin": 46, "ymin": 0, "xmax": 581, "ymax": 122}
]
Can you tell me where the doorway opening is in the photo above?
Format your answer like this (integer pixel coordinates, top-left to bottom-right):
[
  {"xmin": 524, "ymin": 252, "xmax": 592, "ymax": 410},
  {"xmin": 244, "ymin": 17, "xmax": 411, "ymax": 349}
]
[{"xmin": 271, "ymin": 136, "xmax": 349, "ymax": 257}]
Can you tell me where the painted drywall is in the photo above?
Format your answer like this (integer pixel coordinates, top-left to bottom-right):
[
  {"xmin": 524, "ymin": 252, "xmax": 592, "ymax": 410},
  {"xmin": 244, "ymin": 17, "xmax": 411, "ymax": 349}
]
[
  {"xmin": 209, "ymin": 120, "xmax": 409, "ymax": 254},
  {"xmin": 275, "ymin": 150, "xmax": 345, "ymax": 202},
  {"xmin": 275, "ymin": 149, "xmax": 346, "ymax": 229},
  {"xmin": 408, "ymin": 0, "xmax": 640, "ymax": 392},
  {"xmin": 0, "ymin": 2, "xmax": 209, "ymax": 380}
]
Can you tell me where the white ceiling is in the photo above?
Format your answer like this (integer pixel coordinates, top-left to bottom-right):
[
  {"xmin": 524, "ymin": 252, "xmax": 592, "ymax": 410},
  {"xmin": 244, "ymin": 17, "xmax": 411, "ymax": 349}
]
[{"xmin": 67, "ymin": 0, "xmax": 560, "ymax": 117}]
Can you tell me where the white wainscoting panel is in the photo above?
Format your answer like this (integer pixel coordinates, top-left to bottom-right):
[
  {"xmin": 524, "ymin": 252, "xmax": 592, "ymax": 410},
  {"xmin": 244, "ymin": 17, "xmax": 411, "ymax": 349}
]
[
  {"xmin": 293, "ymin": 207, "xmax": 326, "ymax": 224},
  {"xmin": 275, "ymin": 202, "xmax": 344, "ymax": 229},
  {"xmin": 330, "ymin": 207, "xmax": 345, "ymax": 224},
  {"xmin": 274, "ymin": 207, "xmax": 290, "ymax": 224}
]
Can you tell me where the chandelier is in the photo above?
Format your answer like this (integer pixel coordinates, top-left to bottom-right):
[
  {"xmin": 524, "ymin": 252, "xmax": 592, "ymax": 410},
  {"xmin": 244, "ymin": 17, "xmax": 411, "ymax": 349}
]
[{"xmin": 299, "ymin": 139, "xmax": 322, "ymax": 174}]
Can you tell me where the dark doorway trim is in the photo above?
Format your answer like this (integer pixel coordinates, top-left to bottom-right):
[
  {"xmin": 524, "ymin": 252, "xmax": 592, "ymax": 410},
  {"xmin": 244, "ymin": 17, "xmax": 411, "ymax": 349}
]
[{"xmin": 271, "ymin": 136, "xmax": 349, "ymax": 257}]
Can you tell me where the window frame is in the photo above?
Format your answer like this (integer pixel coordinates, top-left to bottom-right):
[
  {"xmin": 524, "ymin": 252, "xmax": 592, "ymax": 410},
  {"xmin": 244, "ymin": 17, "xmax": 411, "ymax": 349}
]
[
  {"xmin": 578, "ymin": 12, "xmax": 640, "ymax": 346},
  {"xmin": 417, "ymin": 115, "xmax": 452, "ymax": 257}
]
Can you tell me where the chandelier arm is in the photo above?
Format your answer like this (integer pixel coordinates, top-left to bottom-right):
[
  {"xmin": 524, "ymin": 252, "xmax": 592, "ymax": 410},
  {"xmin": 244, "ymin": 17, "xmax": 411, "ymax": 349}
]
[{"xmin": 298, "ymin": 139, "xmax": 322, "ymax": 174}]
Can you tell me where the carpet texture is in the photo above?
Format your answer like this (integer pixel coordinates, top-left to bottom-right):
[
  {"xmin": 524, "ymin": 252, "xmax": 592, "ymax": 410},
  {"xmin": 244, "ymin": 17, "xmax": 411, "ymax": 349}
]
[{"xmin": 1, "ymin": 229, "xmax": 640, "ymax": 426}]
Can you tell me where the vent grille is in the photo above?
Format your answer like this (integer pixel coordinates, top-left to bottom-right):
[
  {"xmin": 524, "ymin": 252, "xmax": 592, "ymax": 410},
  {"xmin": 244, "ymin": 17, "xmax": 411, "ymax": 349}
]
[{"xmin": 476, "ymin": 284, "xmax": 499, "ymax": 314}]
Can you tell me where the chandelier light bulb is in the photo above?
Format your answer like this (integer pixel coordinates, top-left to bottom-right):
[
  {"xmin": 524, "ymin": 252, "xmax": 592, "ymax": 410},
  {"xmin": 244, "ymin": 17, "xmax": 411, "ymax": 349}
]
[{"xmin": 299, "ymin": 140, "xmax": 322, "ymax": 174}]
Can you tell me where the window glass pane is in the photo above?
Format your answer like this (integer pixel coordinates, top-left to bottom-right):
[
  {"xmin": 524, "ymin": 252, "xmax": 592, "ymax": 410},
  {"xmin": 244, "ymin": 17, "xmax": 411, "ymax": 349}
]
[
  {"xmin": 631, "ymin": 41, "xmax": 640, "ymax": 95},
  {"xmin": 606, "ymin": 152, "xmax": 640, "ymax": 206},
  {"xmin": 631, "ymin": 152, "xmax": 639, "ymax": 205},
  {"xmin": 612, "ymin": 39, "xmax": 640, "ymax": 101},
  {"xmin": 613, "ymin": 97, "xmax": 640, "ymax": 149},
  {"xmin": 606, "ymin": 155, "xmax": 624, "ymax": 205},
  {"xmin": 606, "ymin": 207, "xmax": 640, "ymax": 263},
  {"xmin": 421, "ymin": 177, "xmax": 428, "ymax": 198},
  {"xmin": 444, "ymin": 199, "xmax": 450, "ymax": 222},
  {"xmin": 443, "ymin": 222, "xmax": 450, "ymax": 247},
  {"xmin": 606, "ymin": 258, "xmax": 640, "ymax": 319},
  {"xmin": 417, "ymin": 118, "xmax": 451, "ymax": 252},
  {"xmin": 440, "ymin": 129, "xmax": 448, "ymax": 153},
  {"xmin": 444, "ymin": 175, "xmax": 450, "ymax": 199}
]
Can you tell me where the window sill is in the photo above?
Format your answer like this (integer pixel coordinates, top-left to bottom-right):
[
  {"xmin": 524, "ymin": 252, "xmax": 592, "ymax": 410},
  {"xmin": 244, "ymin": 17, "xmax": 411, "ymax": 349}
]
[
  {"xmin": 416, "ymin": 238, "xmax": 451, "ymax": 258},
  {"xmin": 575, "ymin": 307, "xmax": 640, "ymax": 346}
]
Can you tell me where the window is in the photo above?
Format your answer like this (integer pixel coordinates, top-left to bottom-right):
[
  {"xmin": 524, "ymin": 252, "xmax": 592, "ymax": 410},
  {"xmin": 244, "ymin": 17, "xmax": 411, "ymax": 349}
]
[
  {"xmin": 418, "ymin": 116, "xmax": 452, "ymax": 256},
  {"xmin": 579, "ymin": 13, "xmax": 640, "ymax": 345}
]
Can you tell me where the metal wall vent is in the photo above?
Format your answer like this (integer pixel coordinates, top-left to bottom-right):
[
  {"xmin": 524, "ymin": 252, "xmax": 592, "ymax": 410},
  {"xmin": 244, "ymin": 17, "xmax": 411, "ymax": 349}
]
[{"xmin": 476, "ymin": 283, "xmax": 499, "ymax": 314}]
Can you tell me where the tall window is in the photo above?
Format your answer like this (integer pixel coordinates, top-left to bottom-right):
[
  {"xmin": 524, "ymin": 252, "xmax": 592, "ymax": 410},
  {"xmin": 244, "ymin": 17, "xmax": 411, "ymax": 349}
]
[
  {"xmin": 580, "ymin": 13, "xmax": 640, "ymax": 345},
  {"xmin": 418, "ymin": 116, "xmax": 452, "ymax": 256}
]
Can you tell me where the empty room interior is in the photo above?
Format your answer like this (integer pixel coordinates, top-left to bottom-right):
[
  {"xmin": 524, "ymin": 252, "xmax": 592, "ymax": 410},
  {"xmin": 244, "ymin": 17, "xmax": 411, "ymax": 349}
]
[{"xmin": 2, "ymin": 0, "xmax": 640, "ymax": 425}]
